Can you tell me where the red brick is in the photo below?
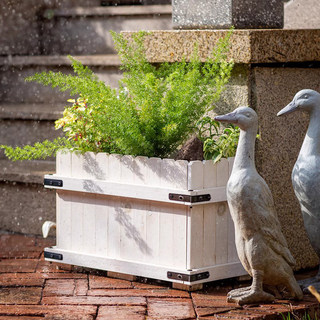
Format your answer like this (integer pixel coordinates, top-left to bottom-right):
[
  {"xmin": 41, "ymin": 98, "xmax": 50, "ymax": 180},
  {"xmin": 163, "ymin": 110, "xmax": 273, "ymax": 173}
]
[
  {"xmin": 192, "ymin": 292, "xmax": 238, "ymax": 308},
  {"xmin": 0, "ymin": 305, "xmax": 96, "ymax": 318},
  {"xmin": 0, "ymin": 259, "xmax": 38, "ymax": 273},
  {"xmin": 132, "ymin": 281, "xmax": 167, "ymax": 290},
  {"xmin": 0, "ymin": 234, "xmax": 36, "ymax": 249},
  {"xmin": 87, "ymin": 288, "xmax": 190, "ymax": 298},
  {"xmin": 0, "ymin": 273, "xmax": 44, "ymax": 286},
  {"xmin": 0, "ymin": 251, "xmax": 41, "ymax": 259},
  {"xmin": 41, "ymin": 295, "xmax": 146, "ymax": 306},
  {"xmin": 43, "ymin": 279, "xmax": 75, "ymax": 296},
  {"xmin": 36, "ymin": 261, "xmax": 71, "ymax": 273},
  {"xmin": 0, "ymin": 287, "xmax": 42, "ymax": 304},
  {"xmin": 89, "ymin": 274, "xmax": 132, "ymax": 289},
  {"xmin": 75, "ymin": 279, "xmax": 88, "ymax": 296},
  {"xmin": 0, "ymin": 317, "xmax": 44, "ymax": 320},
  {"xmin": 0, "ymin": 235, "xmax": 43, "ymax": 259},
  {"xmin": 196, "ymin": 307, "xmax": 240, "ymax": 317},
  {"xmin": 41, "ymin": 272, "xmax": 87, "ymax": 279},
  {"xmin": 97, "ymin": 306, "xmax": 146, "ymax": 320},
  {"xmin": 148, "ymin": 298, "xmax": 196, "ymax": 319}
]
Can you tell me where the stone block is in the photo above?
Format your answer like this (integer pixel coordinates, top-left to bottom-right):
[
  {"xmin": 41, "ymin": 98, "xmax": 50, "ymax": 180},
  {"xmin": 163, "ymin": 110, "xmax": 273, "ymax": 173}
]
[
  {"xmin": 41, "ymin": 6, "xmax": 172, "ymax": 55},
  {"xmin": 172, "ymin": 0, "xmax": 284, "ymax": 29},
  {"xmin": 0, "ymin": 56, "xmax": 122, "ymax": 104},
  {"xmin": 284, "ymin": 0, "xmax": 320, "ymax": 29}
]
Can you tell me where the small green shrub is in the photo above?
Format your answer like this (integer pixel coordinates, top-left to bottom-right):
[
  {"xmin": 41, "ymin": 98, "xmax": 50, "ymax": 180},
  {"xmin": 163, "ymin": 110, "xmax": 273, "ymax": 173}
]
[
  {"xmin": 1, "ymin": 30, "xmax": 234, "ymax": 161},
  {"xmin": 197, "ymin": 116, "xmax": 240, "ymax": 163}
]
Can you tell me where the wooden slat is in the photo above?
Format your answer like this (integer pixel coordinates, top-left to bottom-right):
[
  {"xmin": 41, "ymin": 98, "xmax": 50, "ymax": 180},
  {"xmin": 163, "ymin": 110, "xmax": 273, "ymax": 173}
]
[
  {"xmin": 56, "ymin": 190, "xmax": 72, "ymax": 250},
  {"xmin": 95, "ymin": 152, "xmax": 109, "ymax": 180},
  {"xmin": 159, "ymin": 202, "xmax": 175, "ymax": 266},
  {"xmin": 187, "ymin": 161, "xmax": 204, "ymax": 190},
  {"xmin": 56, "ymin": 151, "xmax": 72, "ymax": 176},
  {"xmin": 95, "ymin": 194, "xmax": 109, "ymax": 256},
  {"xmin": 146, "ymin": 201, "xmax": 160, "ymax": 265},
  {"xmin": 215, "ymin": 158, "xmax": 229, "ymax": 265},
  {"xmin": 187, "ymin": 205, "xmax": 204, "ymax": 269},
  {"xmin": 147, "ymin": 157, "xmax": 162, "ymax": 187}
]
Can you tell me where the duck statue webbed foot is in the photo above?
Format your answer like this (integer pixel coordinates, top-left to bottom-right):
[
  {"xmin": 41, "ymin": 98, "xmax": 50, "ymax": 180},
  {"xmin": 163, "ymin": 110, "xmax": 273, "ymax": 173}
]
[{"xmin": 227, "ymin": 270, "xmax": 275, "ymax": 305}]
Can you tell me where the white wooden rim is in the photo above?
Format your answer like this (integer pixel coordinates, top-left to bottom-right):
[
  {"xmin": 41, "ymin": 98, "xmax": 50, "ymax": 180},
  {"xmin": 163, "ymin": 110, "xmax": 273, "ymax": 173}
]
[
  {"xmin": 44, "ymin": 246, "xmax": 247, "ymax": 285},
  {"xmin": 44, "ymin": 174, "xmax": 227, "ymax": 205}
]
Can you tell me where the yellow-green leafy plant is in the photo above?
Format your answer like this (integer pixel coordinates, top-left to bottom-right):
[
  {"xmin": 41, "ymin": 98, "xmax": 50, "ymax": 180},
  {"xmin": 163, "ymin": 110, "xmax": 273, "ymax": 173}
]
[{"xmin": 1, "ymin": 30, "xmax": 234, "ymax": 161}]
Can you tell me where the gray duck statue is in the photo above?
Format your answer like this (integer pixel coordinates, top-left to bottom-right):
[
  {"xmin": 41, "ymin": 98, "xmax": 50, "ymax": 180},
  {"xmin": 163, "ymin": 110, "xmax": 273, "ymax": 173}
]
[
  {"xmin": 215, "ymin": 107, "xmax": 303, "ymax": 305},
  {"xmin": 277, "ymin": 89, "xmax": 320, "ymax": 291}
]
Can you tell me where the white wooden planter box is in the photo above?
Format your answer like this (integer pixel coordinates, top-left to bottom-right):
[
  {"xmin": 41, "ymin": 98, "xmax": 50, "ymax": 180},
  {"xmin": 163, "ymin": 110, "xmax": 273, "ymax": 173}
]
[{"xmin": 43, "ymin": 151, "xmax": 246, "ymax": 286}]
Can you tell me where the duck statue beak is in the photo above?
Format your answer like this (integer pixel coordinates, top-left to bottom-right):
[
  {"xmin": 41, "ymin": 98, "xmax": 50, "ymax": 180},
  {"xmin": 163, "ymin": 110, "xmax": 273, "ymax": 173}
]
[
  {"xmin": 214, "ymin": 111, "xmax": 238, "ymax": 124},
  {"xmin": 277, "ymin": 101, "xmax": 298, "ymax": 116}
]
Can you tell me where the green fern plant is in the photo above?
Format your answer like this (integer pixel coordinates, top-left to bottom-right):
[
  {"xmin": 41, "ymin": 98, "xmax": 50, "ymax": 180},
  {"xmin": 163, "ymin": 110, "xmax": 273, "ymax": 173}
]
[{"xmin": 1, "ymin": 29, "xmax": 234, "ymax": 161}]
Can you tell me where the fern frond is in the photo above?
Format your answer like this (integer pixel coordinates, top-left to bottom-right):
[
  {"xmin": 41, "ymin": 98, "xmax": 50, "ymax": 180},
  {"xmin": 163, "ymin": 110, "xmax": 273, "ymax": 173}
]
[{"xmin": 0, "ymin": 138, "xmax": 74, "ymax": 161}]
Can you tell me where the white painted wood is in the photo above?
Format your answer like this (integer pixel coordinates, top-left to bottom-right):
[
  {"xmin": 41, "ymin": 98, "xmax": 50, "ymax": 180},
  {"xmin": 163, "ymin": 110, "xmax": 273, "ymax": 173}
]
[
  {"xmin": 158, "ymin": 201, "xmax": 175, "ymax": 267},
  {"xmin": 147, "ymin": 157, "xmax": 162, "ymax": 187},
  {"xmin": 187, "ymin": 161, "xmax": 204, "ymax": 190},
  {"xmin": 161, "ymin": 159, "xmax": 188, "ymax": 189},
  {"xmin": 215, "ymin": 158, "xmax": 230, "ymax": 265},
  {"xmin": 106, "ymin": 196, "xmax": 121, "ymax": 259},
  {"xmin": 95, "ymin": 194, "xmax": 109, "ymax": 256},
  {"xmin": 134, "ymin": 156, "xmax": 148, "ymax": 185},
  {"xmin": 56, "ymin": 191, "xmax": 72, "ymax": 250},
  {"xmin": 187, "ymin": 205, "xmax": 204, "ymax": 269},
  {"xmin": 173, "ymin": 204, "xmax": 188, "ymax": 269},
  {"xmin": 49, "ymin": 152, "xmax": 244, "ymax": 285},
  {"xmin": 203, "ymin": 160, "xmax": 217, "ymax": 189},
  {"xmin": 120, "ymin": 155, "xmax": 135, "ymax": 184},
  {"xmin": 108, "ymin": 154, "xmax": 122, "ymax": 182},
  {"xmin": 203, "ymin": 160, "xmax": 217, "ymax": 267},
  {"xmin": 70, "ymin": 192, "xmax": 84, "ymax": 252},
  {"xmin": 56, "ymin": 150, "xmax": 72, "ymax": 176},
  {"xmin": 44, "ymin": 246, "xmax": 247, "ymax": 285},
  {"xmin": 203, "ymin": 204, "xmax": 216, "ymax": 267},
  {"xmin": 95, "ymin": 152, "xmax": 109, "ymax": 180},
  {"xmin": 146, "ymin": 200, "xmax": 160, "ymax": 265},
  {"xmin": 44, "ymin": 175, "xmax": 227, "ymax": 205}
]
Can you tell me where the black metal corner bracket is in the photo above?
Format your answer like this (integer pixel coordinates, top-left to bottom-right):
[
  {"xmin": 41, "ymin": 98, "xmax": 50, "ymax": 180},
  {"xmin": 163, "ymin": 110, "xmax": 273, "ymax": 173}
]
[
  {"xmin": 168, "ymin": 193, "xmax": 211, "ymax": 203},
  {"xmin": 44, "ymin": 251, "xmax": 63, "ymax": 261},
  {"xmin": 44, "ymin": 178, "xmax": 63, "ymax": 187},
  {"xmin": 167, "ymin": 271, "xmax": 210, "ymax": 282}
]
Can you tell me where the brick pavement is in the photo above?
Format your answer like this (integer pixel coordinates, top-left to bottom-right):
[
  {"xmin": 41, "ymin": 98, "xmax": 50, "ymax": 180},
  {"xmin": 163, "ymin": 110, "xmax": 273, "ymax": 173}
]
[{"xmin": 0, "ymin": 233, "xmax": 319, "ymax": 319}]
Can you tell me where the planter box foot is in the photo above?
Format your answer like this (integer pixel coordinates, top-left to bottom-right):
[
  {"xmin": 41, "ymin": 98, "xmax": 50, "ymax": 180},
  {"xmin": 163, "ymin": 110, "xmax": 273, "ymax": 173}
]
[
  {"xmin": 107, "ymin": 271, "xmax": 138, "ymax": 282},
  {"xmin": 172, "ymin": 282, "xmax": 203, "ymax": 291}
]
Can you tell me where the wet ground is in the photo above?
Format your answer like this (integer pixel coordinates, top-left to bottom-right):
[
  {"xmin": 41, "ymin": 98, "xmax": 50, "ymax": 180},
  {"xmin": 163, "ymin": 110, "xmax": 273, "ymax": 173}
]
[{"xmin": 0, "ymin": 232, "xmax": 319, "ymax": 319}]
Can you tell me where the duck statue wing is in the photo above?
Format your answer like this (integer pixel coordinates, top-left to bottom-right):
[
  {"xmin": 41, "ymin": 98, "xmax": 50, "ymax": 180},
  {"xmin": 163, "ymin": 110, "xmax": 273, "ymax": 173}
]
[
  {"xmin": 256, "ymin": 176, "xmax": 296, "ymax": 267},
  {"xmin": 242, "ymin": 174, "xmax": 296, "ymax": 267}
]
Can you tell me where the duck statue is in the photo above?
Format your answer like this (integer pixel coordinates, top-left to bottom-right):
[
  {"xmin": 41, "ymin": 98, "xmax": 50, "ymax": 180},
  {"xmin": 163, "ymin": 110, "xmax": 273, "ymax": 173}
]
[
  {"xmin": 215, "ymin": 107, "xmax": 303, "ymax": 305},
  {"xmin": 277, "ymin": 89, "xmax": 320, "ymax": 291}
]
